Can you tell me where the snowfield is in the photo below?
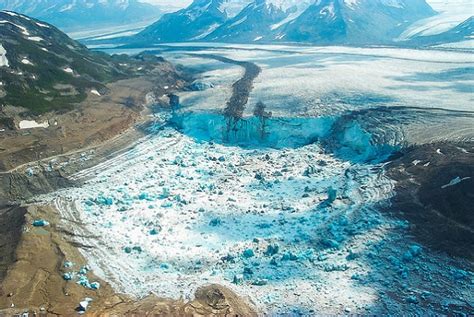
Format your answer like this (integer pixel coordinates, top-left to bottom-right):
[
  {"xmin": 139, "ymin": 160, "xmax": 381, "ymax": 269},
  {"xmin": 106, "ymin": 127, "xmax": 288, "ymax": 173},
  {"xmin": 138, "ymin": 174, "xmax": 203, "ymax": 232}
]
[
  {"xmin": 0, "ymin": 44, "xmax": 8, "ymax": 67},
  {"xmin": 44, "ymin": 44, "xmax": 473, "ymax": 315},
  {"xmin": 19, "ymin": 120, "xmax": 49, "ymax": 129}
]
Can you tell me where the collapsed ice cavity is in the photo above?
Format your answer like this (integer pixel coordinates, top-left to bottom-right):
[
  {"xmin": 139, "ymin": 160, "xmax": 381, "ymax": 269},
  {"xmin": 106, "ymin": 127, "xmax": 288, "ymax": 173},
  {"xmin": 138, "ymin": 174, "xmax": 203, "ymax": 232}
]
[
  {"xmin": 50, "ymin": 122, "xmax": 406, "ymax": 313},
  {"xmin": 50, "ymin": 123, "xmax": 474, "ymax": 315},
  {"xmin": 170, "ymin": 111, "xmax": 398, "ymax": 163}
]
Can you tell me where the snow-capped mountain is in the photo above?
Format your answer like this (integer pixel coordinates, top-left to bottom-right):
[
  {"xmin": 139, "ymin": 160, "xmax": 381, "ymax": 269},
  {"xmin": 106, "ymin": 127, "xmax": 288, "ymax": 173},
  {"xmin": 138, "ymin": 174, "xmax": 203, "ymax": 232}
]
[
  {"xmin": 134, "ymin": 0, "xmax": 436, "ymax": 45},
  {"xmin": 135, "ymin": 0, "xmax": 260, "ymax": 42},
  {"xmin": 275, "ymin": 0, "xmax": 437, "ymax": 44},
  {"xmin": 132, "ymin": 0, "xmax": 314, "ymax": 43},
  {"xmin": 204, "ymin": 0, "xmax": 315, "ymax": 42},
  {"xmin": 205, "ymin": 0, "xmax": 288, "ymax": 42},
  {"xmin": 136, "ymin": 0, "xmax": 228, "ymax": 42},
  {"xmin": 0, "ymin": 0, "xmax": 162, "ymax": 31},
  {"xmin": 219, "ymin": 0, "xmax": 254, "ymax": 18}
]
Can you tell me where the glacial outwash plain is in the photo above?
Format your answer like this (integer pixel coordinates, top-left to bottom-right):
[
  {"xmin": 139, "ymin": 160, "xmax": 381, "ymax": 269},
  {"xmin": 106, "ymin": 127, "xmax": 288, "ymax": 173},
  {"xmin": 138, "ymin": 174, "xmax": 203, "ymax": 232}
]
[{"xmin": 0, "ymin": 1, "xmax": 473, "ymax": 316}]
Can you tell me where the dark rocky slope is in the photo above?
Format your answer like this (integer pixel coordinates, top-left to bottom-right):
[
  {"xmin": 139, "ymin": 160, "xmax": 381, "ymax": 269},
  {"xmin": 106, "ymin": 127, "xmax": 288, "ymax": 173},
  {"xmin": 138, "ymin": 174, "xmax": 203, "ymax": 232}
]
[{"xmin": 387, "ymin": 142, "xmax": 474, "ymax": 262}]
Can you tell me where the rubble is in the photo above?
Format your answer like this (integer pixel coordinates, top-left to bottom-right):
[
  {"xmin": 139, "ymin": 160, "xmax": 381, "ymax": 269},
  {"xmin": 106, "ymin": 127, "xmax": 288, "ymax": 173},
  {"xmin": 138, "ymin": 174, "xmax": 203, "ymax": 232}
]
[{"xmin": 47, "ymin": 124, "xmax": 473, "ymax": 315}]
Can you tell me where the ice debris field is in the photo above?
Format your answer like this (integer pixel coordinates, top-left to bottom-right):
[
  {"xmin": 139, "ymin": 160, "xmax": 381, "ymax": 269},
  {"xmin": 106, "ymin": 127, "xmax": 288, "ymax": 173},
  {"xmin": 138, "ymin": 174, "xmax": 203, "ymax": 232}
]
[
  {"xmin": 45, "ymin": 45, "xmax": 474, "ymax": 315},
  {"xmin": 48, "ymin": 120, "xmax": 472, "ymax": 315}
]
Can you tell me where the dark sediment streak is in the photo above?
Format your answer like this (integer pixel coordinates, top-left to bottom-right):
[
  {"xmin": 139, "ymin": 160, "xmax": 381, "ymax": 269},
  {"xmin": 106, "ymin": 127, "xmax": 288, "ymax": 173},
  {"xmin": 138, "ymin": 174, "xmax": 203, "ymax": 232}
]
[{"xmin": 186, "ymin": 53, "xmax": 262, "ymax": 131}]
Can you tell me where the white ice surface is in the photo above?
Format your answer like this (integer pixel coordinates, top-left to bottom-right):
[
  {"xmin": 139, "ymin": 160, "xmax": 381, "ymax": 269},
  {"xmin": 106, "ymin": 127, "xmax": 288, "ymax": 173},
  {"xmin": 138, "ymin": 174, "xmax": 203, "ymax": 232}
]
[
  {"xmin": 19, "ymin": 120, "xmax": 49, "ymax": 129},
  {"xmin": 145, "ymin": 44, "xmax": 474, "ymax": 119},
  {"xmin": 0, "ymin": 44, "xmax": 8, "ymax": 67},
  {"xmin": 68, "ymin": 20, "xmax": 158, "ymax": 40},
  {"xmin": 435, "ymin": 40, "xmax": 474, "ymax": 49},
  {"xmin": 101, "ymin": 44, "xmax": 474, "ymax": 145},
  {"xmin": 21, "ymin": 58, "xmax": 32, "ymax": 65},
  {"xmin": 90, "ymin": 89, "xmax": 101, "ymax": 96}
]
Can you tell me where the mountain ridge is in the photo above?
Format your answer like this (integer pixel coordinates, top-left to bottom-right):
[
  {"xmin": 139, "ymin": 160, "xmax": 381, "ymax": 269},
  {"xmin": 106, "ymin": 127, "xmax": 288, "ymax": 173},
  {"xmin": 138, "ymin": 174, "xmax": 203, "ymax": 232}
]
[{"xmin": 131, "ymin": 0, "xmax": 437, "ymax": 45}]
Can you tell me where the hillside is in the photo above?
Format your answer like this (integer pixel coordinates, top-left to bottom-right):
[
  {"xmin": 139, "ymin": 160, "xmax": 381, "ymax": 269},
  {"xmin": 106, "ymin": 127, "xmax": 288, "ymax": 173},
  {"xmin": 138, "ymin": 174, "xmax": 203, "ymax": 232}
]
[
  {"xmin": 0, "ymin": 10, "xmax": 171, "ymax": 115},
  {"xmin": 0, "ymin": 10, "xmax": 183, "ymax": 171}
]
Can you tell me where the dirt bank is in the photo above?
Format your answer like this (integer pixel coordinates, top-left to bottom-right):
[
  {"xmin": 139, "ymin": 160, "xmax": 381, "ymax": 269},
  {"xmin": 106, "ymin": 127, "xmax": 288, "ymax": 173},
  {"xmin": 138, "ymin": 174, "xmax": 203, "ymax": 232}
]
[
  {"xmin": 0, "ymin": 204, "xmax": 257, "ymax": 315},
  {"xmin": 0, "ymin": 121, "xmax": 150, "ymax": 203},
  {"xmin": 0, "ymin": 59, "xmax": 184, "ymax": 203}
]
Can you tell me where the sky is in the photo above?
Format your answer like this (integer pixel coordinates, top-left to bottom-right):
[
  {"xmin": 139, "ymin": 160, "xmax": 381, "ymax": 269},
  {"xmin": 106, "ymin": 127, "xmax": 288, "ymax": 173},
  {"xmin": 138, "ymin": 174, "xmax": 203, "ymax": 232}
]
[
  {"xmin": 141, "ymin": 0, "xmax": 191, "ymax": 10},
  {"xmin": 141, "ymin": 0, "xmax": 473, "ymax": 13},
  {"xmin": 142, "ymin": 0, "xmax": 191, "ymax": 6}
]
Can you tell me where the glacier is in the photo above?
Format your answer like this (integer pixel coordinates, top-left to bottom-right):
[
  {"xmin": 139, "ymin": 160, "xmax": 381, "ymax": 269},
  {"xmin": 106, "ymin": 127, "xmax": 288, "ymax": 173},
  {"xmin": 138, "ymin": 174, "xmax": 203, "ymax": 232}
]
[
  {"xmin": 49, "ymin": 120, "xmax": 473, "ymax": 314},
  {"xmin": 44, "ymin": 44, "xmax": 474, "ymax": 315}
]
